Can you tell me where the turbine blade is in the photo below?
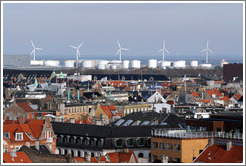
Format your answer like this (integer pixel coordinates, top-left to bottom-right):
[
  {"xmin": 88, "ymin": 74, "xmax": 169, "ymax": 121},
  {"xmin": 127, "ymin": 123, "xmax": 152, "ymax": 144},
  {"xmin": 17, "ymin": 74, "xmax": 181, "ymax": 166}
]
[
  {"xmin": 117, "ymin": 40, "xmax": 121, "ymax": 48},
  {"xmin": 157, "ymin": 49, "xmax": 163, "ymax": 53},
  {"xmin": 201, "ymin": 49, "xmax": 207, "ymax": 53},
  {"xmin": 121, "ymin": 48, "xmax": 129, "ymax": 51},
  {"xmin": 78, "ymin": 42, "xmax": 83, "ymax": 48},
  {"xmin": 165, "ymin": 49, "xmax": 170, "ymax": 54},
  {"xmin": 31, "ymin": 40, "xmax": 35, "ymax": 48},
  {"xmin": 116, "ymin": 49, "xmax": 120, "ymax": 55},
  {"xmin": 30, "ymin": 49, "xmax": 34, "ymax": 55},
  {"xmin": 36, "ymin": 48, "xmax": 43, "ymax": 50},
  {"xmin": 208, "ymin": 49, "xmax": 215, "ymax": 54},
  {"xmin": 70, "ymin": 46, "xmax": 77, "ymax": 49}
]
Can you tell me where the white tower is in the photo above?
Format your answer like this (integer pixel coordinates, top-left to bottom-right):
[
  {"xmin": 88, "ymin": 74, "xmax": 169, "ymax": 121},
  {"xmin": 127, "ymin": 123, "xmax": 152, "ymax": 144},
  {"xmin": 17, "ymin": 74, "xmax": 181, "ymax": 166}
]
[
  {"xmin": 158, "ymin": 40, "xmax": 170, "ymax": 61},
  {"xmin": 116, "ymin": 40, "xmax": 129, "ymax": 61},
  {"xmin": 201, "ymin": 40, "xmax": 215, "ymax": 64},
  {"xmin": 30, "ymin": 40, "xmax": 43, "ymax": 61}
]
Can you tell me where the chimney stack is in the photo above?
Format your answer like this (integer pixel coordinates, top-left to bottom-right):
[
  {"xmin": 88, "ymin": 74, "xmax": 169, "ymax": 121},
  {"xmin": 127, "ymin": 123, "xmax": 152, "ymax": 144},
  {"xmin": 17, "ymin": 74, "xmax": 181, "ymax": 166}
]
[
  {"xmin": 124, "ymin": 148, "xmax": 129, "ymax": 153},
  {"xmin": 208, "ymin": 138, "xmax": 214, "ymax": 146},
  {"xmin": 161, "ymin": 155, "xmax": 168, "ymax": 163},
  {"xmin": 35, "ymin": 141, "xmax": 39, "ymax": 151},
  {"xmin": 154, "ymin": 119, "xmax": 159, "ymax": 125},
  {"xmin": 136, "ymin": 120, "xmax": 141, "ymax": 126},
  {"xmin": 226, "ymin": 141, "xmax": 232, "ymax": 151},
  {"xmin": 85, "ymin": 154, "xmax": 91, "ymax": 162},
  {"xmin": 26, "ymin": 142, "xmax": 30, "ymax": 148}
]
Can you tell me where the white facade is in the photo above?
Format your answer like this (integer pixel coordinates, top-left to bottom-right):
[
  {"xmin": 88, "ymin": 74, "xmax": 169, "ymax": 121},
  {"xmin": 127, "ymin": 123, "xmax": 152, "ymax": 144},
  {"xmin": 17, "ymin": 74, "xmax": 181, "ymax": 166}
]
[
  {"xmin": 147, "ymin": 91, "xmax": 166, "ymax": 103},
  {"xmin": 152, "ymin": 103, "xmax": 171, "ymax": 113},
  {"xmin": 131, "ymin": 60, "xmax": 141, "ymax": 69},
  {"xmin": 44, "ymin": 60, "xmax": 60, "ymax": 67},
  {"xmin": 160, "ymin": 61, "xmax": 172, "ymax": 68},
  {"xmin": 64, "ymin": 60, "xmax": 75, "ymax": 68}
]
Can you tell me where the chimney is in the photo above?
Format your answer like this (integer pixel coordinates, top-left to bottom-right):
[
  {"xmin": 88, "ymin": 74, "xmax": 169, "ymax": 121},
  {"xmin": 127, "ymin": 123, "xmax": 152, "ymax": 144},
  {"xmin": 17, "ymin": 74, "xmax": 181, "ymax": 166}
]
[
  {"xmin": 136, "ymin": 120, "xmax": 141, "ymax": 126},
  {"xmin": 208, "ymin": 138, "xmax": 214, "ymax": 146},
  {"xmin": 70, "ymin": 118, "xmax": 75, "ymax": 123},
  {"xmin": 35, "ymin": 141, "xmax": 39, "ymax": 151},
  {"xmin": 26, "ymin": 142, "xmax": 30, "ymax": 148},
  {"xmin": 10, "ymin": 149, "xmax": 17, "ymax": 158},
  {"xmin": 226, "ymin": 141, "xmax": 232, "ymax": 151},
  {"xmin": 124, "ymin": 148, "xmax": 129, "ymax": 153},
  {"xmin": 161, "ymin": 155, "xmax": 168, "ymax": 163},
  {"xmin": 85, "ymin": 154, "xmax": 91, "ymax": 162},
  {"xmin": 154, "ymin": 119, "xmax": 159, "ymax": 125}
]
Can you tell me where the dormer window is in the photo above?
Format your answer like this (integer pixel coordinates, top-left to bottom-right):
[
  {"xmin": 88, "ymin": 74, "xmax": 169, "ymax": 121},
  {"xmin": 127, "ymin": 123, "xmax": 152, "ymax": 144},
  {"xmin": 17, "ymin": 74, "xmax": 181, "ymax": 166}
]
[
  {"xmin": 15, "ymin": 133, "xmax": 23, "ymax": 141},
  {"xmin": 3, "ymin": 132, "xmax": 10, "ymax": 138}
]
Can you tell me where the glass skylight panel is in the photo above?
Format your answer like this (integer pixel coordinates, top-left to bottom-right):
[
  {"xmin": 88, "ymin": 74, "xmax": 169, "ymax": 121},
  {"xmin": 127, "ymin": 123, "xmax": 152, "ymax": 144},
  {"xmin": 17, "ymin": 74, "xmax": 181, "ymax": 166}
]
[
  {"xmin": 114, "ymin": 119, "xmax": 125, "ymax": 126},
  {"xmin": 141, "ymin": 121, "xmax": 149, "ymax": 125},
  {"xmin": 123, "ymin": 120, "xmax": 133, "ymax": 126}
]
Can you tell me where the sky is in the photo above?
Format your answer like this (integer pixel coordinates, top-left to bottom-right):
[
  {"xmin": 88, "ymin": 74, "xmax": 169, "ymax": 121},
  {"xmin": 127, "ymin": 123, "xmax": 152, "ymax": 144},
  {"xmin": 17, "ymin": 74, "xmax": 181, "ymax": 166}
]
[{"xmin": 3, "ymin": 3, "xmax": 244, "ymax": 61}]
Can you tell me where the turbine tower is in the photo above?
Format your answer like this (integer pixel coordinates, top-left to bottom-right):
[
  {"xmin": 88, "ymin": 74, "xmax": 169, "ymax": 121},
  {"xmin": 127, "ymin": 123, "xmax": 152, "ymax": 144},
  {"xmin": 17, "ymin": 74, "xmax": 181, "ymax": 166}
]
[
  {"xmin": 116, "ymin": 40, "xmax": 129, "ymax": 61},
  {"xmin": 30, "ymin": 40, "xmax": 43, "ymax": 61},
  {"xmin": 158, "ymin": 40, "xmax": 170, "ymax": 61},
  {"xmin": 70, "ymin": 42, "xmax": 83, "ymax": 67},
  {"xmin": 201, "ymin": 40, "xmax": 215, "ymax": 64}
]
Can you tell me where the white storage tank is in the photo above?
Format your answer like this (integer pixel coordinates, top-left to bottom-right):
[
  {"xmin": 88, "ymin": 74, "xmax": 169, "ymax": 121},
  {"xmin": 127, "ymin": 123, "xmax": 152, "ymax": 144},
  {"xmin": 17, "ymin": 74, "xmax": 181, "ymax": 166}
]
[
  {"xmin": 148, "ymin": 59, "xmax": 157, "ymax": 69},
  {"xmin": 190, "ymin": 60, "xmax": 199, "ymax": 67},
  {"xmin": 123, "ymin": 60, "xmax": 130, "ymax": 69},
  {"xmin": 44, "ymin": 60, "xmax": 60, "ymax": 67},
  {"xmin": 110, "ymin": 60, "xmax": 122, "ymax": 64},
  {"xmin": 30, "ymin": 60, "xmax": 44, "ymax": 66},
  {"xmin": 98, "ymin": 60, "xmax": 109, "ymax": 65},
  {"xmin": 64, "ymin": 60, "xmax": 75, "ymax": 68},
  {"xmin": 221, "ymin": 59, "xmax": 229, "ymax": 67},
  {"xmin": 111, "ymin": 64, "xmax": 118, "ymax": 70},
  {"xmin": 160, "ymin": 61, "xmax": 172, "ymax": 68},
  {"xmin": 200, "ymin": 63, "xmax": 212, "ymax": 69},
  {"xmin": 105, "ymin": 64, "xmax": 111, "ymax": 69},
  {"xmin": 172, "ymin": 60, "xmax": 186, "ymax": 68},
  {"xmin": 131, "ymin": 60, "xmax": 141, "ymax": 69},
  {"xmin": 82, "ymin": 60, "xmax": 94, "ymax": 68},
  {"xmin": 97, "ymin": 64, "xmax": 106, "ymax": 70}
]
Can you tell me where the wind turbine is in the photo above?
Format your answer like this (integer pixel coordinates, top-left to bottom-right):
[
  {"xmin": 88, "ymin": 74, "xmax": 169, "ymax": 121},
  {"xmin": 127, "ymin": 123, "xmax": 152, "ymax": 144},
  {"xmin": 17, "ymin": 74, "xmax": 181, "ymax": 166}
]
[
  {"xmin": 30, "ymin": 40, "xmax": 43, "ymax": 61},
  {"xmin": 158, "ymin": 40, "xmax": 170, "ymax": 61},
  {"xmin": 116, "ymin": 40, "xmax": 129, "ymax": 61},
  {"xmin": 201, "ymin": 40, "xmax": 215, "ymax": 64},
  {"xmin": 70, "ymin": 42, "xmax": 83, "ymax": 67}
]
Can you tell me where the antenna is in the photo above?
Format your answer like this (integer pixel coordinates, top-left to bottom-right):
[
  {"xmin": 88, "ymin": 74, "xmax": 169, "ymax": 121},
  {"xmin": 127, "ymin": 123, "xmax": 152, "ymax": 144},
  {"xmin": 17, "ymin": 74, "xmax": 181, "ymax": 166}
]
[
  {"xmin": 70, "ymin": 42, "xmax": 84, "ymax": 67},
  {"xmin": 116, "ymin": 40, "xmax": 129, "ymax": 61},
  {"xmin": 201, "ymin": 40, "xmax": 214, "ymax": 64},
  {"xmin": 158, "ymin": 40, "xmax": 170, "ymax": 61},
  {"xmin": 30, "ymin": 40, "xmax": 43, "ymax": 61}
]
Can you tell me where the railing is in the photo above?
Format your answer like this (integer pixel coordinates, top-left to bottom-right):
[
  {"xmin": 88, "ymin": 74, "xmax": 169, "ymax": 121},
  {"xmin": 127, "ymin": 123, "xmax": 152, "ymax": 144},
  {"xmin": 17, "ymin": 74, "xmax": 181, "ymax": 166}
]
[{"xmin": 152, "ymin": 129, "xmax": 243, "ymax": 140}]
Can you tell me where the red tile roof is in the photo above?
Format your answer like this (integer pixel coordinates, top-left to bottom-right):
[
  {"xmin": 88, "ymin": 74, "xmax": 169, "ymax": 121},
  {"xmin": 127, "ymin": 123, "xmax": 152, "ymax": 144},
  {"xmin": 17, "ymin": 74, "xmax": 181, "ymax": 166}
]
[
  {"xmin": 203, "ymin": 100, "xmax": 211, "ymax": 103},
  {"xmin": 16, "ymin": 102, "xmax": 35, "ymax": 113},
  {"xmin": 191, "ymin": 92, "xmax": 199, "ymax": 97},
  {"xmin": 233, "ymin": 94, "xmax": 242, "ymax": 101},
  {"xmin": 27, "ymin": 120, "xmax": 45, "ymax": 139},
  {"xmin": 3, "ymin": 152, "xmax": 32, "ymax": 163},
  {"xmin": 194, "ymin": 144, "xmax": 243, "ymax": 163},
  {"xmin": 100, "ymin": 105, "xmax": 122, "ymax": 118},
  {"xmin": 106, "ymin": 150, "xmax": 137, "ymax": 163}
]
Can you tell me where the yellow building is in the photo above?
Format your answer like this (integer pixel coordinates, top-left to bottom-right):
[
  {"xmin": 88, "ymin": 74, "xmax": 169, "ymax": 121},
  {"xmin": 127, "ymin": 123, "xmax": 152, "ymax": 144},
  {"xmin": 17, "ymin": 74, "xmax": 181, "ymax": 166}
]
[{"xmin": 151, "ymin": 129, "xmax": 209, "ymax": 163}]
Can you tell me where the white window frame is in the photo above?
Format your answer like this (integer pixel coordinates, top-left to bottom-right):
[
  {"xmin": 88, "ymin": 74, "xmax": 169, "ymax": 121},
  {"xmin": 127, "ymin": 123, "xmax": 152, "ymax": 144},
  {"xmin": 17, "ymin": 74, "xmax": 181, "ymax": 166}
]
[{"xmin": 15, "ymin": 133, "xmax": 23, "ymax": 141}]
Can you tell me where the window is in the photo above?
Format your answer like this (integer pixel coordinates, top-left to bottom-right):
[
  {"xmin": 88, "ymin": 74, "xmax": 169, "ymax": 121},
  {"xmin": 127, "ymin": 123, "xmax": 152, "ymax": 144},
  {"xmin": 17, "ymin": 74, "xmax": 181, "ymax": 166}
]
[
  {"xmin": 115, "ymin": 139, "xmax": 123, "ymax": 147},
  {"xmin": 167, "ymin": 143, "xmax": 173, "ymax": 150},
  {"xmin": 3, "ymin": 132, "xmax": 10, "ymax": 138},
  {"xmin": 199, "ymin": 150, "xmax": 203, "ymax": 154},
  {"xmin": 15, "ymin": 133, "xmax": 23, "ymax": 141},
  {"xmin": 136, "ymin": 138, "xmax": 144, "ymax": 146},
  {"xmin": 126, "ymin": 139, "xmax": 134, "ymax": 147},
  {"xmin": 4, "ymin": 147, "xmax": 8, "ymax": 153},
  {"xmin": 174, "ymin": 144, "xmax": 180, "ymax": 151},
  {"xmin": 160, "ymin": 143, "xmax": 165, "ymax": 149},
  {"xmin": 89, "ymin": 139, "xmax": 95, "ymax": 146},
  {"xmin": 152, "ymin": 142, "xmax": 158, "ymax": 149},
  {"xmin": 175, "ymin": 158, "xmax": 181, "ymax": 163},
  {"xmin": 97, "ymin": 139, "xmax": 103, "ymax": 146}
]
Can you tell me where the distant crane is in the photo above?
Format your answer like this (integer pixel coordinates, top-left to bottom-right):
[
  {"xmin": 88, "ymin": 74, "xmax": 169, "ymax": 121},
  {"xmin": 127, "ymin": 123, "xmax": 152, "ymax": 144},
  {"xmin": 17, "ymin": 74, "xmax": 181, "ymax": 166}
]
[
  {"xmin": 70, "ymin": 42, "xmax": 84, "ymax": 68},
  {"xmin": 158, "ymin": 40, "xmax": 170, "ymax": 61},
  {"xmin": 30, "ymin": 40, "xmax": 43, "ymax": 61},
  {"xmin": 116, "ymin": 40, "xmax": 129, "ymax": 61},
  {"xmin": 201, "ymin": 40, "xmax": 215, "ymax": 64}
]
